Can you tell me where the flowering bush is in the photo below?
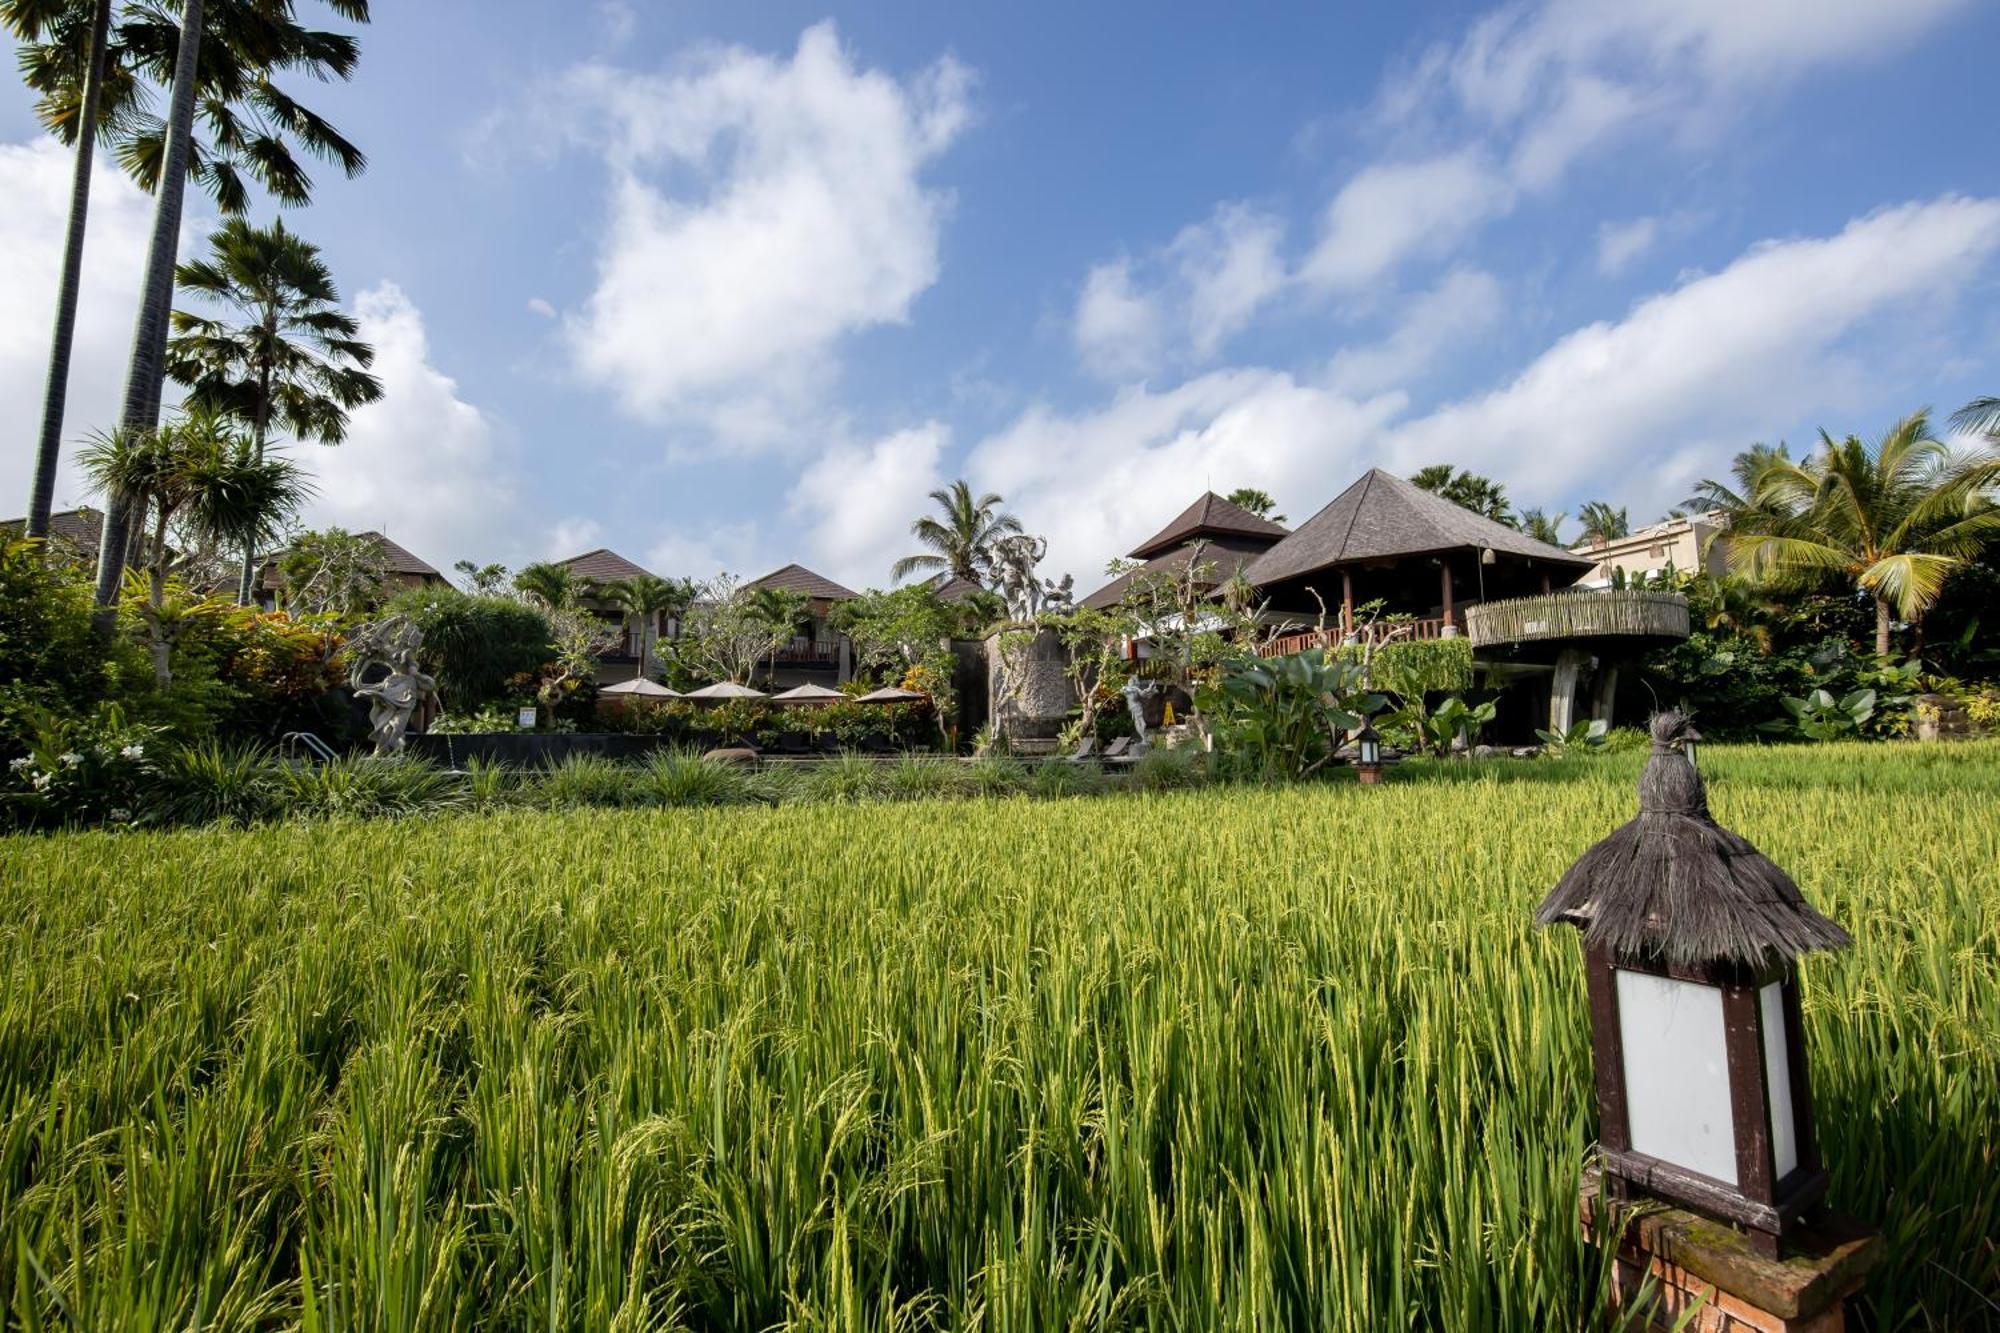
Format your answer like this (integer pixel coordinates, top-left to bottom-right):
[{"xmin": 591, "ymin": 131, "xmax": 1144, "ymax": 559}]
[{"xmin": 2, "ymin": 708, "xmax": 163, "ymax": 830}]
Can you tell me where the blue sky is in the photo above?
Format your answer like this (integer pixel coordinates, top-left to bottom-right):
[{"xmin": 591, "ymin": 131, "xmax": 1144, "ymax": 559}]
[{"xmin": 5, "ymin": 0, "xmax": 2000, "ymax": 588}]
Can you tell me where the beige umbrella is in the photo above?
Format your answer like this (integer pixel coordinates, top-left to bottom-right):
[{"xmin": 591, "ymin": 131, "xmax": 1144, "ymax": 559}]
[
  {"xmin": 855, "ymin": 685, "xmax": 926, "ymax": 703},
  {"xmin": 771, "ymin": 683, "xmax": 846, "ymax": 705},
  {"xmin": 684, "ymin": 681, "xmax": 769, "ymax": 702},
  {"xmin": 600, "ymin": 677, "xmax": 681, "ymax": 698}
]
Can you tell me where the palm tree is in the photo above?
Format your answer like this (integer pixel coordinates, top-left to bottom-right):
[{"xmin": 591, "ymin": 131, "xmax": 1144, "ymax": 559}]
[
  {"xmin": 79, "ymin": 409, "xmax": 310, "ymax": 684},
  {"xmin": 1226, "ymin": 486, "xmax": 1286, "ymax": 525},
  {"xmin": 1410, "ymin": 464, "xmax": 1514, "ymax": 525},
  {"xmin": 453, "ymin": 559, "xmax": 510, "ymax": 596},
  {"xmin": 1576, "ymin": 501, "xmax": 1629, "ymax": 544},
  {"xmin": 513, "ymin": 561, "xmax": 581, "ymax": 610},
  {"xmin": 87, "ymin": 0, "xmax": 372, "ymax": 627},
  {"xmin": 167, "ymin": 217, "xmax": 382, "ymax": 602},
  {"xmin": 891, "ymin": 481, "xmax": 1023, "ymax": 585},
  {"xmin": 745, "ymin": 585, "xmax": 810, "ymax": 676},
  {"xmin": 596, "ymin": 573, "xmax": 695, "ymax": 675},
  {"xmin": 1519, "ymin": 508, "xmax": 1565, "ymax": 546},
  {"xmin": 1949, "ymin": 396, "xmax": 1999, "ymax": 441},
  {"xmin": 1723, "ymin": 411, "xmax": 2000, "ymax": 657}
]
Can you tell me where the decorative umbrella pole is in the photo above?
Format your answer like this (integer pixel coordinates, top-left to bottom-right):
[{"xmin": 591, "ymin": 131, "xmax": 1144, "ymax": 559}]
[{"xmin": 1538, "ymin": 711, "xmax": 1881, "ymax": 1325}]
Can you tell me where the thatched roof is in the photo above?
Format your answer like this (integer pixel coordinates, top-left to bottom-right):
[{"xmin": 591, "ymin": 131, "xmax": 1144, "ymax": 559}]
[
  {"xmin": 929, "ymin": 574, "xmax": 987, "ymax": 603},
  {"xmin": 1129, "ymin": 492, "xmax": 1289, "ymax": 560},
  {"xmin": 1079, "ymin": 535, "xmax": 1276, "ymax": 611},
  {"xmin": 1246, "ymin": 469, "xmax": 1593, "ymax": 586},
  {"xmin": 747, "ymin": 563, "xmax": 858, "ymax": 601},
  {"xmin": 1535, "ymin": 713, "xmax": 1851, "ymax": 967},
  {"xmin": 258, "ymin": 530, "xmax": 442, "ymax": 590}
]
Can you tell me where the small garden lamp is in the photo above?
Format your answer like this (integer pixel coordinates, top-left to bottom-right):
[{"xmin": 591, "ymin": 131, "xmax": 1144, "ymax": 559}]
[
  {"xmin": 1354, "ymin": 720, "xmax": 1383, "ymax": 786},
  {"xmin": 1535, "ymin": 710, "xmax": 1849, "ymax": 1259}
]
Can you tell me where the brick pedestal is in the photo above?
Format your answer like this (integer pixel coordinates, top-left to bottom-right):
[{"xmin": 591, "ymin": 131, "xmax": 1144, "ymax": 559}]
[{"xmin": 1579, "ymin": 1168, "xmax": 1881, "ymax": 1332}]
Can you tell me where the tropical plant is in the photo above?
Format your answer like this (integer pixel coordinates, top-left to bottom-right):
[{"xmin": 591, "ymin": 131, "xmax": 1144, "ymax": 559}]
[
  {"xmin": 1195, "ymin": 651, "xmax": 1384, "ymax": 781},
  {"xmin": 1773, "ymin": 687, "xmax": 1878, "ymax": 742},
  {"xmin": 1519, "ymin": 508, "xmax": 1564, "ymax": 546},
  {"xmin": 452, "ymin": 559, "xmax": 510, "ymax": 596},
  {"xmin": 383, "ymin": 585, "xmax": 551, "ymax": 714},
  {"xmin": 744, "ymin": 585, "xmax": 810, "ymax": 675},
  {"xmin": 1576, "ymin": 501, "xmax": 1629, "ymax": 544},
  {"xmin": 166, "ymin": 217, "xmax": 382, "ymax": 601},
  {"xmin": 1394, "ymin": 694, "xmax": 1497, "ymax": 757},
  {"xmin": 277, "ymin": 526, "xmax": 387, "ymax": 616},
  {"xmin": 512, "ymin": 561, "xmax": 581, "ymax": 610},
  {"xmin": 891, "ymin": 480, "xmax": 1023, "ymax": 585},
  {"xmin": 670, "ymin": 574, "xmax": 798, "ymax": 685},
  {"xmin": 595, "ymin": 572, "xmax": 694, "ymax": 676},
  {"xmin": 1225, "ymin": 486, "xmax": 1285, "ymax": 524},
  {"xmin": 1409, "ymin": 465, "xmax": 1513, "ymax": 525},
  {"xmin": 1721, "ymin": 411, "xmax": 2000, "ymax": 657},
  {"xmin": 78, "ymin": 412, "xmax": 310, "ymax": 684},
  {"xmin": 83, "ymin": 0, "xmax": 374, "ymax": 622},
  {"xmin": 143, "ymin": 737, "xmax": 277, "ymax": 825},
  {"xmin": 1950, "ymin": 395, "xmax": 1999, "ymax": 440},
  {"xmin": 1534, "ymin": 717, "xmax": 1609, "ymax": 757}
]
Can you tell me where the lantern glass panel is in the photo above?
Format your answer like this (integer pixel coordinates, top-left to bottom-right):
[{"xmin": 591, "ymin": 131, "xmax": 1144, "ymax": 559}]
[
  {"xmin": 1615, "ymin": 969, "xmax": 1738, "ymax": 1184},
  {"xmin": 1759, "ymin": 982, "xmax": 1799, "ymax": 1180},
  {"xmin": 1359, "ymin": 737, "xmax": 1379, "ymax": 765}
]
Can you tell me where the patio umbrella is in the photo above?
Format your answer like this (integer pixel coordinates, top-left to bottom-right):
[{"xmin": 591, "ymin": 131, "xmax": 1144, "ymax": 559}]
[
  {"xmin": 771, "ymin": 683, "xmax": 846, "ymax": 705},
  {"xmin": 855, "ymin": 686, "xmax": 926, "ymax": 703},
  {"xmin": 599, "ymin": 677, "xmax": 681, "ymax": 698},
  {"xmin": 684, "ymin": 681, "xmax": 769, "ymax": 701}
]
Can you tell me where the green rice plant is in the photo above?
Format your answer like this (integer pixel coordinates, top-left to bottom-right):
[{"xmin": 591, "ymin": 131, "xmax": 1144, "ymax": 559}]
[
  {"xmin": 0, "ymin": 742, "xmax": 1993, "ymax": 1327},
  {"xmin": 461, "ymin": 755, "xmax": 515, "ymax": 811},
  {"xmin": 639, "ymin": 749, "xmax": 758, "ymax": 807},
  {"xmin": 882, "ymin": 754, "xmax": 972, "ymax": 801},
  {"xmin": 963, "ymin": 752, "xmax": 1029, "ymax": 797},
  {"xmin": 1130, "ymin": 740, "xmax": 1211, "ymax": 791},
  {"xmin": 800, "ymin": 751, "xmax": 885, "ymax": 803},
  {"xmin": 275, "ymin": 754, "xmax": 466, "ymax": 820},
  {"xmin": 528, "ymin": 753, "xmax": 642, "ymax": 810},
  {"xmin": 1026, "ymin": 758, "xmax": 1105, "ymax": 799},
  {"xmin": 143, "ymin": 739, "xmax": 280, "ymax": 826}
]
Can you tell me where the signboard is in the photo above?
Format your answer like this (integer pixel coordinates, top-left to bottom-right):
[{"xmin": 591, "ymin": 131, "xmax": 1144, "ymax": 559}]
[{"xmin": 516, "ymin": 706, "xmax": 537, "ymax": 730}]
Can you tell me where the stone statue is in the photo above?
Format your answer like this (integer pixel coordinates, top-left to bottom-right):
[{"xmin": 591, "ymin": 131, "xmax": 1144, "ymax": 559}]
[
  {"xmin": 347, "ymin": 615, "xmax": 436, "ymax": 757},
  {"xmin": 1122, "ymin": 676, "xmax": 1160, "ymax": 750},
  {"xmin": 993, "ymin": 534, "xmax": 1077, "ymax": 621}
]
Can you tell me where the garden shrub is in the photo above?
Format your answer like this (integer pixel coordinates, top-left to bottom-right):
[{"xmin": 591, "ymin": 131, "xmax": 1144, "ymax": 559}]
[
  {"xmin": 1131, "ymin": 743, "xmax": 1211, "ymax": 792},
  {"xmin": 144, "ymin": 740, "xmax": 280, "ymax": 827},
  {"xmin": 275, "ymin": 755, "xmax": 465, "ymax": 820},
  {"xmin": 1, "ymin": 708, "xmax": 160, "ymax": 830},
  {"xmin": 530, "ymin": 754, "xmax": 641, "ymax": 809},
  {"xmin": 1028, "ymin": 760, "xmax": 1105, "ymax": 799},
  {"xmin": 386, "ymin": 585, "xmax": 553, "ymax": 714},
  {"xmin": 883, "ymin": 755, "xmax": 972, "ymax": 801},
  {"xmin": 964, "ymin": 754, "xmax": 1029, "ymax": 798},
  {"xmin": 802, "ymin": 752, "xmax": 887, "ymax": 803},
  {"xmin": 639, "ymin": 750, "xmax": 759, "ymax": 807}
]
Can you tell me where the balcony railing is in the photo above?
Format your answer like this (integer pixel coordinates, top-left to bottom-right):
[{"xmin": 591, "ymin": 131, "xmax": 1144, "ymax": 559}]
[
  {"xmin": 774, "ymin": 637, "xmax": 844, "ymax": 664},
  {"xmin": 1258, "ymin": 616, "xmax": 1452, "ymax": 658},
  {"xmin": 1466, "ymin": 589, "xmax": 1689, "ymax": 649}
]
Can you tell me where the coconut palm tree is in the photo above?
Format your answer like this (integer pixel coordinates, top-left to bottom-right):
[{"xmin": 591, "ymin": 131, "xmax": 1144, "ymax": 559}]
[
  {"xmin": 596, "ymin": 572, "xmax": 695, "ymax": 675},
  {"xmin": 1410, "ymin": 465, "xmax": 1514, "ymax": 525},
  {"xmin": 86, "ymin": 0, "xmax": 372, "ymax": 627},
  {"xmin": 1950, "ymin": 396, "xmax": 1999, "ymax": 441},
  {"xmin": 167, "ymin": 217, "xmax": 381, "ymax": 602},
  {"xmin": 1519, "ymin": 508, "xmax": 1565, "ymax": 546},
  {"xmin": 745, "ymin": 585, "xmax": 810, "ymax": 677},
  {"xmin": 79, "ymin": 409, "xmax": 310, "ymax": 684},
  {"xmin": 512, "ymin": 561, "xmax": 581, "ymax": 610},
  {"xmin": 1576, "ymin": 501, "xmax": 1629, "ymax": 544},
  {"xmin": 1724, "ymin": 411, "xmax": 2000, "ymax": 657},
  {"xmin": 1225, "ymin": 487, "xmax": 1286, "ymax": 525},
  {"xmin": 891, "ymin": 481, "xmax": 1023, "ymax": 585}
]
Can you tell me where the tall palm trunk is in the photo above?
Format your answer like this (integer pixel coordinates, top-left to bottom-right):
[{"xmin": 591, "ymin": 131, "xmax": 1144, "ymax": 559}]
[
  {"xmin": 24, "ymin": 0, "xmax": 112, "ymax": 539},
  {"xmin": 235, "ymin": 358, "xmax": 273, "ymax": 605},
  {"xmin": 1875, "ymin": 597, "xmax": 1892, "ymax": 660},
  {"xmin": 92, "ymin": 0, "xmax": 203, "ymax": 634}
]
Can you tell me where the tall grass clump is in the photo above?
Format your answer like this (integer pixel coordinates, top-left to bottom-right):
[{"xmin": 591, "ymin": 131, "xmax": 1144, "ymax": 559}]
[
  {"xmin": 883, "ymin": 754, "xmax": 973, "ymax": 801},
  {"xmin": 1130, "ymin": 740, "xmax": 1210, "ymax": 791},
  {"xmin": 143, "ymin": 739, "xmax": 280, "ymax": 826},
  {"xmin": 274, "ymin": 754, "xmax": 466, "ymax": 820},
  {"xmin": 528, "ymin": 753, "xmax": 643, "ymax": 809},
  {"xmin": 0, "ymin": 741, "xmax": 1993, "ymax": 1328},
  {"xmin": 639, "ymin": 749, "xmax": 759, "ymax": 807},
  {"xmin": 800, "ymin": 751, "xmax": 886, "ymax": 803}
]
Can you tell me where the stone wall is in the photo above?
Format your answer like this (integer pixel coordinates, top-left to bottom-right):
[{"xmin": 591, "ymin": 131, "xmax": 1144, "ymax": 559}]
[{"xmin": 986, "ymin": 625, "xmax": 1071, "ymax": 741}]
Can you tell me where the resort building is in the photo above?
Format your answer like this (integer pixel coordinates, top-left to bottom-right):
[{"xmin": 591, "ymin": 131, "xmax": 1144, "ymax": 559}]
[
  {"xmin": 0, "ymin": 506, "xmax": 114, "ymax": 564},
  {"xmin": 1568, "ymin": 514, "xmax": 1729, "ymax": 586},
  {"xmin": 551, "ymin": 548, "xmax": 669, "ymax": 685},
  {"xmin": 254, "ymin": 531, "xmax": 447, "ymax": 611},
  {"xmin": 744, "ymin": 563, "xmax": 860, "ymax": 686},
  {"xmin": 1080, "ymin": 491, "xmax": 1290, "ymax": 613}
]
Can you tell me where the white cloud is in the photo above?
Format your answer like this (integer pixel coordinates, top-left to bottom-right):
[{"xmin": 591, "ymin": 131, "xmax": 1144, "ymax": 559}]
[
  {"xmin": 970, "ymin": 196, "xmax": 2000, "ymax": 586},
  {"xmin": 0, "ymin": 138, "xmax": 154, "ymax": 517},
  {"xmin": 644, "ymin": 520, "xmax": 765, "ymax": 583},
  {"xmin": 526, "ymin": 296, "xmax": 556, "ymax": 319},
  {"xmin": 785, "ymin": 421, "xmax": 950, "ymax": 588},
  {"xmin": 548, "ymin": 22, "xmax": 973, "ymax": 448},
  {"xmin": 544, "ymin": 517, "xmax": 603, "ymax": 558},
  {"xmin": 303, "ymin": 283, "xmax": 520, "ymax": 568},
  {"xmin": 1073, "ymin": 260, "xmax": 1165, "ymax": 380},
  {"xmin": 1387, "ymin": 196, "xmax": 2000, "ymax": 507},
  {"xmin": 1174, "ymin": 204, "xmax": 1289, "ymax": 358},
  {"xmin": 1595, "ymin": 217, "xmax": 1660, "ymax": 275},
  {"xmin": 1300, "ymin": 153, "xmax": 1515, "ymax": 295},
  {"xmin": 1327, "ymin": 267, "xmax": 1504, "ymax": 395}
]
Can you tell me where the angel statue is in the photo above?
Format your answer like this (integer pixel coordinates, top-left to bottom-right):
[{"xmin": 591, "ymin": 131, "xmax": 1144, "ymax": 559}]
[{"xmin": 347, "ymin": 615, "xmax": 437, "ymax": 757}]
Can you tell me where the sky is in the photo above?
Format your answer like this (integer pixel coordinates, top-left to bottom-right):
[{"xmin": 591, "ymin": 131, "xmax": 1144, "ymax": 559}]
[{"xmin": 4, "ymin": 0, "xmax": 1999, "ymax": 592}]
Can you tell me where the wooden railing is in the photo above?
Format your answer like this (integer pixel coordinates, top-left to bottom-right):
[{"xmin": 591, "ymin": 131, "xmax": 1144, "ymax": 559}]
[
  {"xmin": 1258, "ymin": 616, "xmax": 1452, "ymax": 658},
  {"xmin": 1465, "ymin": 589, "xmax": 1689, "ymax": 649},
  {"xmin": 775, "ymin": 637, "xmax": 844, "ymax": 664}
]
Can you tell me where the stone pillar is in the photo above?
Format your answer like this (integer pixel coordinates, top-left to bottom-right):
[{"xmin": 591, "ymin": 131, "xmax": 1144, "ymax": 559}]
[
  {"xmin": 1440, "ymin": 561, "xmax": 1456, "ymax": 634},
  {"xmin": 1591, "ymin": 663, "xmax": 1620, "ymax": 725},
  {"xmin": 837, "ymin": 635, "xmax": 852, "ymax": 684},
  {"xmin": 1550, "ymin": 647, "xmax": 1590, "ymax": 734},
  {"xmin": 985, "ymin": 626, "xmax": 1070, "ymax": 745}
]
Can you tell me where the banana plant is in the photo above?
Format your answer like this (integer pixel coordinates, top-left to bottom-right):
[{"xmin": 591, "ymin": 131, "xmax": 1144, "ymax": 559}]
[
  {"xmin": 1534, "ymin": 717, "xmax": 1609, "ymax": 756},
  {"xmin": 1195, "ymin": 650, "xmax": 1386, "ymax": 781}
]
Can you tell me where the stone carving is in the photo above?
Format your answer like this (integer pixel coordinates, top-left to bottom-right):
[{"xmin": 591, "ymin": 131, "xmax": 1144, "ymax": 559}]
[
  {"xmin": 1122, "ymin": 676, "xmax": 1160, "ymax": 750},
  {"xmin": 347, "ymin": 615, "xmax": 436, "ymax": 757},
  {"xmin": 992, "ymin": 534, "xmax": 1076, "ymax": 621}
]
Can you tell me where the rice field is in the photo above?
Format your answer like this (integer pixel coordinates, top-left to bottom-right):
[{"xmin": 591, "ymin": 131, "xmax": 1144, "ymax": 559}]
[{"xmin": 1, "ymin": 743, "xmax": 1994, "ymax": 1330}]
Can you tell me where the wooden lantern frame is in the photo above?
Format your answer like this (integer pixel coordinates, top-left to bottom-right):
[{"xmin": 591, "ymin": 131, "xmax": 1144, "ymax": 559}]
[
  {"xmin": 1355, "ymin": 722, "xmax": 1383, "ymax": 786},
  {"xmin": 1584, "ymin": 943, "xmax": 1828, "ymax": 1258}
]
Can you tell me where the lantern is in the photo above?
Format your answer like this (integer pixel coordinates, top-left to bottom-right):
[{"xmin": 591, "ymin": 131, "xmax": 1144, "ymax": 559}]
[
  {"xmin": 1536, "ymin": 711, "xmax": 1849, "ymax": 1258},
  {"xmin": 1355, "ymin": 721, "xmax": 1383, "ymax": 786}
]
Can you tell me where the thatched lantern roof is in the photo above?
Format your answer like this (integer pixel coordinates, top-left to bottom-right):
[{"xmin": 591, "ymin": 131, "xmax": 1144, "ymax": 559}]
[{"xmin": 1535, "ymin": 711, "xmax": 1850, "ymax": 968}]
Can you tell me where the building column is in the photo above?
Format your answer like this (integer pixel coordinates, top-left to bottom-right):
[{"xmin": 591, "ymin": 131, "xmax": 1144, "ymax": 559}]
[
  {"xmin": 1550, "ymin": 648, "xmax": 1590, "ymax": 734},
  {"xmin": 1439, "ymin": 560, "xmax": 1458, "ymax": 637},
  {"xmin": 837, "ymin": 635, "xmax": 852, "ymax": 684},
  {"xmin": 1592, "ymin": 663, "xmax": 1620, "ymax": 724},
  {"xmin": 1341, "ymin": 569, "xmax": 1354, "ymax": 635}
]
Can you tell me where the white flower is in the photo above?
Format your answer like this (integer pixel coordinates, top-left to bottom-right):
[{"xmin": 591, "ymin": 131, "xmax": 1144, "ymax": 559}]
[
  {"xmin": 30, "ymin": 772, "xmax": 52, "ymax": 791},
  {"xmin": 119, "ymin": 744, "xmax": 145, "ymax": 761},
  {"xmin": 59, "ymin": 752, "xmax": 83, "ymax": 768},
  {"xmin": 109, "ymin": 808, "xmax": 132, "ymax": 823},
  {"xmin": 7, "ymin": 757, "xmax": 29, "ymax": 773}
]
